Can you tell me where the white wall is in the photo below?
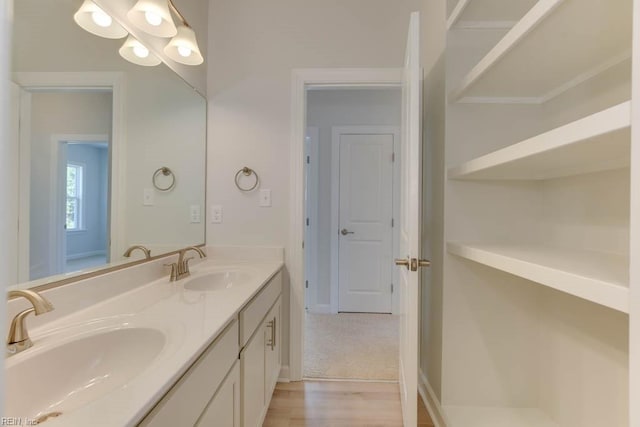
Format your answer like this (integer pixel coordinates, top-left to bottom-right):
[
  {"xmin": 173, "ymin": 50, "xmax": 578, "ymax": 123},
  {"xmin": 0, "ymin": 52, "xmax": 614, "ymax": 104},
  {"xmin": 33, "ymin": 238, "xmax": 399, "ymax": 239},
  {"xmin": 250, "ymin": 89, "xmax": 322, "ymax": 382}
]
[
  {"xmin": 418, "ymin": 0, "xmax": 447, "ymax": 407},
  {"xmin": 306, "ymin": 88, "xmax": 401, "ymax": 309},
  {"xmin": 206, "ymin": 0, "xmax": 422, "ymax": 368},
  {"xmin": 29, "ymin": 92, "xmax": 112, "ymax": 280}
]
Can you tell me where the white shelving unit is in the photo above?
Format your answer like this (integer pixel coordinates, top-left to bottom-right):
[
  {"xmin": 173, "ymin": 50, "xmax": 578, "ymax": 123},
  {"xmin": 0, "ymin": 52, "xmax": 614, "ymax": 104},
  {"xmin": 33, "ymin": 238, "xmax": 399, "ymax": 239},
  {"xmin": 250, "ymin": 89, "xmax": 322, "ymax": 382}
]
[
  {"xmin": 437, "ymin": 0, "xmax": 634, "ymax": 425},
  {"xmin": 447, "ymin": 102, "xmax": 631, "ymax": 180},
  {"xmin": 447, "ymin": 0, "xmax": 537, "ymax": 30},
  {"xmin": 447, "ymin": 242, "xmax": 629, "ymax": 313},
  {"xmin": 443, "ymin": 406, "xmax": 558, "ymax": 427},
  {"xmin": 450, "ymin": 0, "xmax": 632, "ymax": 103}
]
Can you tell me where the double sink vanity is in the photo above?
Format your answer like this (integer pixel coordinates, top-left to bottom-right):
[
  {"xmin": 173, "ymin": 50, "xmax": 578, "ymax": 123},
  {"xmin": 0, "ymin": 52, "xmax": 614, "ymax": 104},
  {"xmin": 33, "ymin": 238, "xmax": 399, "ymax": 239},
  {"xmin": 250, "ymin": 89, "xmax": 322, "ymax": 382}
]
[{"xmin": 6, "ymin": 248, "xmax": 283, "ymax": 426}]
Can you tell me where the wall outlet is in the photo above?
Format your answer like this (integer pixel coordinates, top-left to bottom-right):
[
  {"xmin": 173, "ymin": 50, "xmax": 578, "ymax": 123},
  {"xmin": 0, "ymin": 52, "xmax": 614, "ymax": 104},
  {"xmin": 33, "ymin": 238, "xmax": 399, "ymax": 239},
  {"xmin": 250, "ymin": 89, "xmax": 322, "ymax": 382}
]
[
  {"xmin": 190, "ymin": 205, "xmax": 201, "ymax": 223},
  {"xmin": 210, "ymin": 205, "xmax": 223, "ymax": 223},
  {"xmin": 143, "ymin": 188, "xmax": 154, "ymax": 206},
  {"xmin": 259, "ymin": 189, "xmax": 272, "ymax": 207}
]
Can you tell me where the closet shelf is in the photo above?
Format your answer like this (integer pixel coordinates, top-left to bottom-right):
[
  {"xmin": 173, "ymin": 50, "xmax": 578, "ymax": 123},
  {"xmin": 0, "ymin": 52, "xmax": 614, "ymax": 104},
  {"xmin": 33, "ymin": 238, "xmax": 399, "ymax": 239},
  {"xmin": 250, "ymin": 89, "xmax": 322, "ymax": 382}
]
[
  {"xmin": 447, "ymin": 242, "xmax": 629, "ymax": 313},
  {"xmin": 443, "ymin": 406, "xmax": 557, "ymax": 427},
  {"xmin": 450, "ymin": 0, "xmax": 632, "ymax": 103},
  {"xmin": 447, "ymin": 0, "xmax": 537, "ymax": 30},
  {"xmin": 447, "ymin": 102, "xmax": 630, "ymax": 180}
]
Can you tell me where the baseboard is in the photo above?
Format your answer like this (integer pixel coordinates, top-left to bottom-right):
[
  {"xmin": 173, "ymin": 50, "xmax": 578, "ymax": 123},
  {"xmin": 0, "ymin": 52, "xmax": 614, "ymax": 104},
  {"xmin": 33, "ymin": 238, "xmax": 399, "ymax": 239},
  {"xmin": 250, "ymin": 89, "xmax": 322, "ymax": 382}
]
[
  {"xmin": 66, "ymin": 250, "xmax": 106, "ymax": 261},
  {"xmin": 308, "ymin": 304, "xmax": 332, "ymax": 314},
  {"xmin": 278, "ymin": 365, "xmax": 290, "ymax": 383},
  {"xmin": 419, "ymin": 369, "xmax": 447, "ymax": 427}
]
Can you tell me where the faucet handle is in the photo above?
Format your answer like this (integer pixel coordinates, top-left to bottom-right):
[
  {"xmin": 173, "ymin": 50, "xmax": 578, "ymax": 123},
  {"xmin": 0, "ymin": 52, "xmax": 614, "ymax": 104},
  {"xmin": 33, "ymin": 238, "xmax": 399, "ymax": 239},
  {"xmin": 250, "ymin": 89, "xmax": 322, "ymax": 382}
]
[{"xmin": 164, "ymin": 262, "xmax": 179, "ymax": 281}]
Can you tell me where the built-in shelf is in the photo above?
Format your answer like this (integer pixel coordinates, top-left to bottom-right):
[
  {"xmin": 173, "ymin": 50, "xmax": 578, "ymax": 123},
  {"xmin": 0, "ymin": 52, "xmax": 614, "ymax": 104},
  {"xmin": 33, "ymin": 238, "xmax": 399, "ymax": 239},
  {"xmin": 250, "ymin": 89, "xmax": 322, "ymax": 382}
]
[
  {"xmin": 447, "ymin": 0, "xmax": 537, "ymax": 30},
  {"xmin": 450, "ymin": 0, "xmax": 632, "ymax": 103},
  {"xmin": 443, "ymin": 406, "xmax": 557, "ymax": 427},
  {"xmin": 448, "ymin": 102, "xmax": 631, "ymax": 180},
  {"xmin": 447, "ymin": 242, "xmax": 629, "ymax": 313}
]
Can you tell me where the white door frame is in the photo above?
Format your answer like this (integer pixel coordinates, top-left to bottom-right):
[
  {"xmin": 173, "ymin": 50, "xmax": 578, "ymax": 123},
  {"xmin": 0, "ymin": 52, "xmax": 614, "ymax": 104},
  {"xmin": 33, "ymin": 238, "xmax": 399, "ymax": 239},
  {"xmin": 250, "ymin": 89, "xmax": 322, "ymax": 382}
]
[
  {"xmin": 330, "ymin": 125, "xmax": 400, "ymax": 315},
  {"xmin": 304, "ymin": 126, "xmax": 320, "ymax": 311},
  {"xmin": 13, "ymin": 72, "xmax": 125, "ymax": 277},
  {"xmin": 289, "ymin": 68, "xmax": 403, "ymax": 381}
]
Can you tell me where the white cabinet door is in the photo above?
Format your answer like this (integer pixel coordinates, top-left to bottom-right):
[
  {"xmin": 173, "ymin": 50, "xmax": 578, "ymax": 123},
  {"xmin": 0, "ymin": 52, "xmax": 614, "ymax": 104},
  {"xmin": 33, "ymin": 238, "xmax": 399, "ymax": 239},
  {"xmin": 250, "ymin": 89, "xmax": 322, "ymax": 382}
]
[
  {"xmin": 264, "ymin": 297, "xmax": 282, "ymax": 401},
  {"xmin": 240, "ymin": 324, "xmax": 266, "ymax": 427},
  {"xmin": 196, "ymin": 361, "xmax": 240, "ymax": 427}
]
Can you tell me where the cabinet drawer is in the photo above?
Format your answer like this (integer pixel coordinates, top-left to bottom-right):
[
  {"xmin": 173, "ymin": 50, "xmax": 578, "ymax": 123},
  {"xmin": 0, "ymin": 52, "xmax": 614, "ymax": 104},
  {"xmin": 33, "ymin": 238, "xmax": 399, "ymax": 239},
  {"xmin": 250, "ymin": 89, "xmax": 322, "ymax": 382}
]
[
  {"xmin": 140, "ymin": 320, "xmax": 239, "ymax": 427},
  {"xmin": 239, "ymin": 270, "xmax": 282, "ymax": 347}
]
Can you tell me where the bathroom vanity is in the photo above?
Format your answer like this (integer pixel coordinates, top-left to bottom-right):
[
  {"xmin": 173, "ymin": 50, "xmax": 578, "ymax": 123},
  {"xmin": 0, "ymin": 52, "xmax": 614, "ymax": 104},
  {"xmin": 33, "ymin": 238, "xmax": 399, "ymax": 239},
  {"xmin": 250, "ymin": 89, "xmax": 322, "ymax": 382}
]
[
  {"xmin": 5, "ymin": 251, "xmax": 284, "ymax": 427},
  {"xmin": 141, "ymin": 270, "xmax": 283, "ymax": 427}
]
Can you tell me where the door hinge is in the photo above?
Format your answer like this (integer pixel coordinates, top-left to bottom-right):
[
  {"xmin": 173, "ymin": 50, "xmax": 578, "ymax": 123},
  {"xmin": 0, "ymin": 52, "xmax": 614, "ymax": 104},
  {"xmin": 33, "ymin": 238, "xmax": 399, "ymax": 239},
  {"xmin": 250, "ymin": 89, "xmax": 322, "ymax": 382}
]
[
  {"xmin": 307, "ymin": 155, "xmax": 310, "ymax": 164},
  {"xmin": 391, "ymin": 284, "xmax": 394, "ymax": 294},
  {"xmin": 391, "ymin": 218, "xmax": 394, "ymax": 228},
  {"xmin": 392, "ymin": 152, "xmax": 395, "ymax": 162},
  {"xmin": 306, "ymin": 280, "xmax": 309, "ymax": 289},
  {"xmin": 306, "ymin": 217, "xmax": 310, "ymax": 226}
]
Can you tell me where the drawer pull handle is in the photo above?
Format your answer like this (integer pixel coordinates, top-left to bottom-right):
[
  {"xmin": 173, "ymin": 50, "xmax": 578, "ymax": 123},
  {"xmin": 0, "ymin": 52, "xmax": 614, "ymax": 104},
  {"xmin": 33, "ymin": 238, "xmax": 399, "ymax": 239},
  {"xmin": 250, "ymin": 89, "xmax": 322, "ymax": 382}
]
[{"xmin": 266, "ymin": 318, "xmax": 276, "ymax": 351}]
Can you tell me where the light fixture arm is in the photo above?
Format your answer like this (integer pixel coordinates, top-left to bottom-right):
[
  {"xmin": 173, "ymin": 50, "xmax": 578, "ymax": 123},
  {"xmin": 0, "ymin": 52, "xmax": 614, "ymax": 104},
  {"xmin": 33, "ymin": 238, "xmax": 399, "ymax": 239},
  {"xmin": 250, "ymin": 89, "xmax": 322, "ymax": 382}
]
[{"xmin": 167, "ymin": 0, "xmax": 190, "ymax": 28}]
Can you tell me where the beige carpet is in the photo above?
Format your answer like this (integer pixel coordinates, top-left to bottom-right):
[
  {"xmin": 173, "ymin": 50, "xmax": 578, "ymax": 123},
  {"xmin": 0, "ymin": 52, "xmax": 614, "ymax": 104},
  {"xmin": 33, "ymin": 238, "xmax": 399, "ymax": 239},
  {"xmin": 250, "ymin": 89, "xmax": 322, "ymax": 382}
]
[{"xmin": 304, "ymin": 312, "xmax": 399, "ymax": 381}]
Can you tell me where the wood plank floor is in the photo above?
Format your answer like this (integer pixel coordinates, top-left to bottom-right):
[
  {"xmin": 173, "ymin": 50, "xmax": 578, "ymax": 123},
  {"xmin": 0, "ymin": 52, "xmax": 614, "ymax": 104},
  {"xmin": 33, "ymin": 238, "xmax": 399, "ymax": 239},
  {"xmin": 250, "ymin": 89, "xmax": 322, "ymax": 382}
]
[{"xmin": 263, "ymin": 381, "xmax": 435, "ymax": 426}]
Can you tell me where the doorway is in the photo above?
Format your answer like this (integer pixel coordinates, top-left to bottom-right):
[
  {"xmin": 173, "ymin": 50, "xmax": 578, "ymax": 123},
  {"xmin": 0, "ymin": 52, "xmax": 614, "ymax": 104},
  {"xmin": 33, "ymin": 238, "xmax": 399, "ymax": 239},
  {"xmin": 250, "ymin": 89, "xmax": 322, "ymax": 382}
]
[
  {"xmin": 60, "ymin": 140, "xmax": 110, "ymax": 273},
  {"xmin": 303, "ymin": 87, "xmax": 401, "ymax": 380},
  {"xmin": 17, "ymin": 88, "xmax": 114, "ymax": 281}
]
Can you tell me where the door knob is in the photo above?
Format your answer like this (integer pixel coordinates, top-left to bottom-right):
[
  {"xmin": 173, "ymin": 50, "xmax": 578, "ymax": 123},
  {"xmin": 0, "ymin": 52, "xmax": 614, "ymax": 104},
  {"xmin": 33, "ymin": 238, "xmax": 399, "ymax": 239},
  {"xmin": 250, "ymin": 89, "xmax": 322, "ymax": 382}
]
[
  {"xmin": 394, "ymin": 258, "xmax": 410, "ymax": 269},
  {"xmin": 418, "ymin": 259, "xmax": 431, "ymax": 268},
  {"xmin": 341, "ymin": 228, "xmax": 355, "ymax": 236}
]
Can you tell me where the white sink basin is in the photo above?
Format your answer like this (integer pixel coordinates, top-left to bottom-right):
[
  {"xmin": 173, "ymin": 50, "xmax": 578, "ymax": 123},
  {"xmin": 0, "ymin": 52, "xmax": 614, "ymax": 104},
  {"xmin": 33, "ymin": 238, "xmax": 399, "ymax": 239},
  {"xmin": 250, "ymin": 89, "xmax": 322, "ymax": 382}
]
[
  {"xmin": 6, "ymin": 327, "xmax": 165, "ymax": 423},
  {"xmin": 184, "ymin": 271, "xmax": 252, "ymax": 291}
]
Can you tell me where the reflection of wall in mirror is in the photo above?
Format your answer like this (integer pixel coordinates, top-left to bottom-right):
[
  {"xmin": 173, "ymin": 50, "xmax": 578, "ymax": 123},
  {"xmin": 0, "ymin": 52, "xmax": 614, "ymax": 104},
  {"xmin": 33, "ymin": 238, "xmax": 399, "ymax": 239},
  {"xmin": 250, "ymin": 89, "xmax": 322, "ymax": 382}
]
[
  {"xmin": 29, "ymin": 92, "xmax": 112, "ymax": 281},
  {"xmin": 12, "ymin": 0, "xmax": 207, "ymax": 272}
]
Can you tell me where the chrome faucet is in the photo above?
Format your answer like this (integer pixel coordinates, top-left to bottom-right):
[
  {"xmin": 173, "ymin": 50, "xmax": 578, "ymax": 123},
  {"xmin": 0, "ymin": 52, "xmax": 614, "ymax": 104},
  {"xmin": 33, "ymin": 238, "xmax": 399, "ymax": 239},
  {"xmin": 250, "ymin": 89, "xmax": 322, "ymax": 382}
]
[
  {"xmin": 167, "ymin": 246, "xmax": 207, "ymax": 281},
  {"xmin": 7, "ymin": 289, "xmax": 54, "ymax": 356},
  {"xmin": 123, "ymin": 245, "xmax": 151, "ymax": 259}
]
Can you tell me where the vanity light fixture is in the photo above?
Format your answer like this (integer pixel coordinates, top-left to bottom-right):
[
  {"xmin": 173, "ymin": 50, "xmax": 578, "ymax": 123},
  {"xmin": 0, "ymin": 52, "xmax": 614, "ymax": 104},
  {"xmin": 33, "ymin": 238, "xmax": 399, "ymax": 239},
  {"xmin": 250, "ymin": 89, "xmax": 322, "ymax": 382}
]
[
  {"xmin": 74, "ymin": 0, "xmax": 203, "ymax": 67},
  {"xmin": 164, "ymin": 23, "xmax": 204, "ymax": 66},
  {"xmin": 73, "ymin": 0, "xmax": 128, "ymax": 39},
  {"xmin": 127, "ymin": 0, "xmax": 177, "ymax": 38},
  {"xmin": 119, "ymin": 35, "xmax": 162, "ymax": 67}
]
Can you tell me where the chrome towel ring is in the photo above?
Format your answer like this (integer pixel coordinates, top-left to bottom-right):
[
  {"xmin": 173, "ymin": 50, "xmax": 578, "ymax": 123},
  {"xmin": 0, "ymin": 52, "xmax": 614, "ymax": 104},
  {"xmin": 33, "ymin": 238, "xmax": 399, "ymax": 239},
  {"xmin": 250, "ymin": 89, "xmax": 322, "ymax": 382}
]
[
  {"xmin": 153, "ymin": 167, "xmax": 176, "ymax": 192},
  {"xmin": 235, "ymin": 167, "xmax": 259, "ymax": 192}
]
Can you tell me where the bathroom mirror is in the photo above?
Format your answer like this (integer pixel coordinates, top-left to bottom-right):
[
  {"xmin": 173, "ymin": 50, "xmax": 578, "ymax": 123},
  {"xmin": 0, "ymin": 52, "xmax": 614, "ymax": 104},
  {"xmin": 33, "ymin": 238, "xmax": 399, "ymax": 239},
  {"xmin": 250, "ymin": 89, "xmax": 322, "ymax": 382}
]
[{"xmin": 9, "ymin": 0, "xmax": 206, "ymax": 288}]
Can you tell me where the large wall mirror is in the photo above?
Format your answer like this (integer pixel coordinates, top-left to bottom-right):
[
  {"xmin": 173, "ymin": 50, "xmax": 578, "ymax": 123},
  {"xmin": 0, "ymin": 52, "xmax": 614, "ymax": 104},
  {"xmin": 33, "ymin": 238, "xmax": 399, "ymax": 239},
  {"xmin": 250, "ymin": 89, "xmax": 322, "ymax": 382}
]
[{"xmin": 9, "ymin": 0, "xmax": 206, "ymax": 289}]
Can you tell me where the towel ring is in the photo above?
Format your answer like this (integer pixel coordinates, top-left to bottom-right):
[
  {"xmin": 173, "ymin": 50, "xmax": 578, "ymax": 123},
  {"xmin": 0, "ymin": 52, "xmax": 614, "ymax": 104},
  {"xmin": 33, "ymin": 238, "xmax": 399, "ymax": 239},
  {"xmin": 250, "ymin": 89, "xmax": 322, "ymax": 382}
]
[
  {"xmin": 234, "ymin": 167, "xmax": 259, "ymax": 192},
  {"xmin": 153, "ymin": 167, "xmax": 176, "ymax": 192}
]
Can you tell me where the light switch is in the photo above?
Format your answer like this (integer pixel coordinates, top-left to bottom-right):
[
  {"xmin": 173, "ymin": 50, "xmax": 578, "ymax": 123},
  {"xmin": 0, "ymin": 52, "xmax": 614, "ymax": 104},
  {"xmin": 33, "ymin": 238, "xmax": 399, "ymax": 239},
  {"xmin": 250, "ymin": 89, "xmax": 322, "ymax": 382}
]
[
  {"xmin": 190, "ymin": 205, "xmax": 201, "ymax": 223},
  {"xmin": 210, "ymin": 205, "xmax": 223, "ymax": 223},
  {"xmin": 259, "ymin": 189, "xmax": 272, "ymax": 207},
  {"xmin": 143, "ymin": 188, "xmax": 154, "ymax": 206}
]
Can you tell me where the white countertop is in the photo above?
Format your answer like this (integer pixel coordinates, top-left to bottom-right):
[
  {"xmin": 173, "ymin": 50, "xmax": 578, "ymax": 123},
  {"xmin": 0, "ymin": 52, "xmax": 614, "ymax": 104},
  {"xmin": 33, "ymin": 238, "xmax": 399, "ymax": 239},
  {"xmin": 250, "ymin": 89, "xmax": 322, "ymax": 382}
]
[{"xmin": 7, "ymin": 258, "xmax": 283, "ymax": 427}]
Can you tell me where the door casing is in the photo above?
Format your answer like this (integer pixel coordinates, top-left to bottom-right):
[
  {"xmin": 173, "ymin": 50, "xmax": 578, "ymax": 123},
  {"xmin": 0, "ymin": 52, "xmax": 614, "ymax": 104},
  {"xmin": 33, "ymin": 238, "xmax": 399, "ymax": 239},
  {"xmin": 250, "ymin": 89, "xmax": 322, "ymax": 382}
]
[{"xmin": 288, "ymin": 68, "xmax": 403, "ymax": 382}]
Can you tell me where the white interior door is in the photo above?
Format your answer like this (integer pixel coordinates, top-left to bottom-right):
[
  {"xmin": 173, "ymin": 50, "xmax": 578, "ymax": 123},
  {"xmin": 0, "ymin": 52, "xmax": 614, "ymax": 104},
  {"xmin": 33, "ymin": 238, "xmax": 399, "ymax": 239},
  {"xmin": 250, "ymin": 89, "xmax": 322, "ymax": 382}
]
[
  {"xmin": 397, "ymin": 11, "xmax": 423, "ymax": 427},
  {"xmin": 337, "ymin": 131, "xmax": 394, "ymax": 313}
]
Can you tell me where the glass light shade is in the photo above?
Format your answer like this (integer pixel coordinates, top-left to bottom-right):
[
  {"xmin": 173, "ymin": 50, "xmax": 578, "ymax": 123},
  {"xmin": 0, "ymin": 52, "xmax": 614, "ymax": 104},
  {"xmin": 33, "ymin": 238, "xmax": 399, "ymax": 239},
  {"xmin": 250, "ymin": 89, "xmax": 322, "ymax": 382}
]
[
  {"xmin": 119, "ymin": 36, "xmax": 162, "ymax": 66},
  {"xmin": 74, "ymin": 0, "xmax": 128, "ymax": 39},
  {"xmin": 164, "ymin": 25, "xmax": 204, "ymax": 66},
  {"xmin": 127, "ymin": 0, "xmax": 177, "ymax": 38}
]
